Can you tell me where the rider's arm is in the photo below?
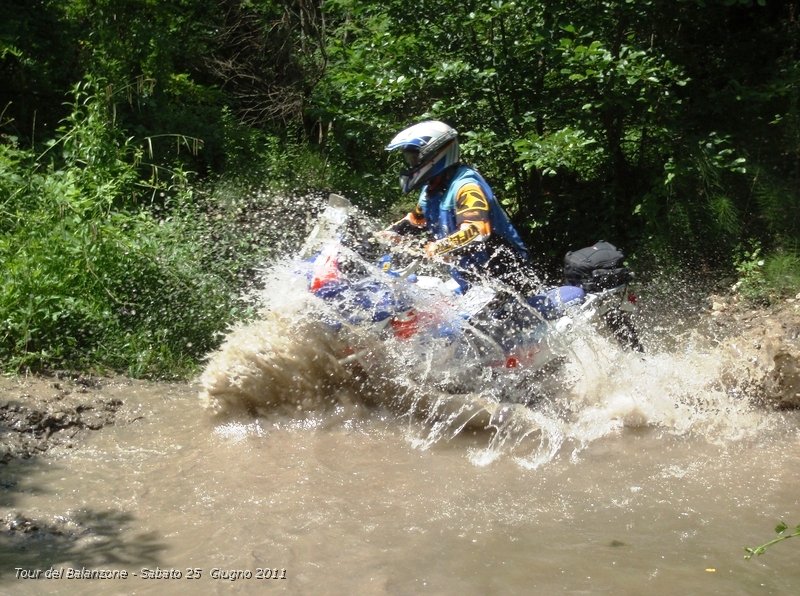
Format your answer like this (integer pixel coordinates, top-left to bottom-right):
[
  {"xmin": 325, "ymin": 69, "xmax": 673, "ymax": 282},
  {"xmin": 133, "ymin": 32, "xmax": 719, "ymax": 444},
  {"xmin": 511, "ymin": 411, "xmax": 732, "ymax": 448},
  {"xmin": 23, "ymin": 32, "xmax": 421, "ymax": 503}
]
[{"xmin": 425, "ymin": 183, "xmax": 492, "ymax": 257}]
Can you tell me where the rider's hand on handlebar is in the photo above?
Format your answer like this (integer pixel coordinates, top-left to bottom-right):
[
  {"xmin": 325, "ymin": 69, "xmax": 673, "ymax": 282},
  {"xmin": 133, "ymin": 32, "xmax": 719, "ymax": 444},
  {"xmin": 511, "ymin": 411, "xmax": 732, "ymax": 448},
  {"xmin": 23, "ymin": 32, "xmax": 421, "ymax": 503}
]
[{"xmin": 424, "ymin": 239, "xmax": 456, "ymax": 263}]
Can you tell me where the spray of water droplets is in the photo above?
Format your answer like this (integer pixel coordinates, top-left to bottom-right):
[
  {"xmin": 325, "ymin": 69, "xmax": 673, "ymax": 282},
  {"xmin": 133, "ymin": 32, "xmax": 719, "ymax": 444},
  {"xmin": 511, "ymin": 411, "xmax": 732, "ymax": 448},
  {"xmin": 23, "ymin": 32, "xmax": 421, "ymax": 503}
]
[{"xmin": 199, "ymin": 192, "xmax": 783, "ymax": 467}]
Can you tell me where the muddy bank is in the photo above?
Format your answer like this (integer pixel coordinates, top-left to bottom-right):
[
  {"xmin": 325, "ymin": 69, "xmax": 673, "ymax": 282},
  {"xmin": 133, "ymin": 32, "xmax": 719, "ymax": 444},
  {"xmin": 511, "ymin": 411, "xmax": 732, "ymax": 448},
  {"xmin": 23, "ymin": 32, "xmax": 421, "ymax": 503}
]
[
  {"xmin": 0, "ymin": 374, "xmax": 180, "ymax": 571},
  {"xmin": 705, "ymin": 293, "xmax": 800, "ymax": 409},
  {"xmin": 0, "ymin": 374, "xmax": 149, "ymax": 465}
]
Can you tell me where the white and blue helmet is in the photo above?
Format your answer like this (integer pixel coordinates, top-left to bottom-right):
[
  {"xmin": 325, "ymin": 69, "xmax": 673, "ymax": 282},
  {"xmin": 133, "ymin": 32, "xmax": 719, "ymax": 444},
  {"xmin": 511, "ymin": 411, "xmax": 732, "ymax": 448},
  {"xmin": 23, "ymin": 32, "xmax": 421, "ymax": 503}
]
[{"xmin": 385, "ymin": 120, "xmax": 460, "ymax": 194}]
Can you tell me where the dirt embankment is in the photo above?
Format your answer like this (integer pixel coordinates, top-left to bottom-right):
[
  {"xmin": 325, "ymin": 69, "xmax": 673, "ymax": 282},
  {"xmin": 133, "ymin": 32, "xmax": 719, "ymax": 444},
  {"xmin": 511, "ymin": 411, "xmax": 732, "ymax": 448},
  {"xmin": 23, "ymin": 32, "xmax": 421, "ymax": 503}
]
[
  {"xmin": 0, "ymin": 373, "xmax": 144, "ymax": 465},
  {"xmin": 0, "ymin": 374, "xmax": 169, "ymax": 548},
  {"xmin": 706, "ymin": 293, "xmax": 800, "ymax": 409}
]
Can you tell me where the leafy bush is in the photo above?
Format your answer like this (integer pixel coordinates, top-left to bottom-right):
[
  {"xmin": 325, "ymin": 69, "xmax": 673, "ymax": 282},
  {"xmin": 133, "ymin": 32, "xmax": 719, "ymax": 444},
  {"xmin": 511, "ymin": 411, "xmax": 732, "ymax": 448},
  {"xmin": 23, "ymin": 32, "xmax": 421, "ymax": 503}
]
[
  {"xmin": 0, "ymin": 80, "xmax": 242, "ymax": 378},
  {"xmin": 734, "ymin": 242, "xmax": 800, "ymax": 304}
]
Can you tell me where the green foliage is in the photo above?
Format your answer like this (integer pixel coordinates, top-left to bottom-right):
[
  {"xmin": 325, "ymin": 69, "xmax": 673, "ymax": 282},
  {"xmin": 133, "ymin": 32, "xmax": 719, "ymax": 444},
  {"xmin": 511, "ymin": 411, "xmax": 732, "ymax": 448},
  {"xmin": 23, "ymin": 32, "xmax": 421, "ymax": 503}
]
[
  {"xmin": 734, "ymin": 243, "xmax": 768, "ymax": 302},
  {"xmin": 734, "ymin": 243, "xmax": 800, "ymax": 304},
  {"xmin": 0, "ymin": 81, "xmax": 241, "ymax": 378},
  {"xmin": 745, "ymin": 522, "xmax": 800, "ymax": 559},
  {"xmin": 751, "ymin": 172, "xmax": 800, "ymax": 246},
  {"xmin": 0, "ymin": 0, "xmax": 81, "ymax": 136},
  {"xmin": 217, "ymin": 106, "xmax": 385, "ymax": 206},
  {"xmin": 1, "ymin": 0, "xmax": 800, "ymax": 374},
  {"xmin": 513, "ymin": 126, "xmax": 604, "ymax": 180},
  {"xmin": 626, "ymin": 127, "xmax": 765, "ymax": 270},
  {"xmin": 762, "ymin": 252, "xmax": 800, "ymax": 296}
]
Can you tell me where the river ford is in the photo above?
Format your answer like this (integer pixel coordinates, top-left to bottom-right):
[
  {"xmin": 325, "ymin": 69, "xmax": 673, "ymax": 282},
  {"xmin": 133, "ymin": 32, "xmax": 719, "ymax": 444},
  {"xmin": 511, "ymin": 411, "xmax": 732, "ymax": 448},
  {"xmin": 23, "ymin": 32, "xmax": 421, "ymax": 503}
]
[
  {"xmin": 1, "ymin": 356, "xmax": 799, "ymax": 596},
  {"xmin": 2, "ymin": 259, "xmax": 800, "ymax": 595}
]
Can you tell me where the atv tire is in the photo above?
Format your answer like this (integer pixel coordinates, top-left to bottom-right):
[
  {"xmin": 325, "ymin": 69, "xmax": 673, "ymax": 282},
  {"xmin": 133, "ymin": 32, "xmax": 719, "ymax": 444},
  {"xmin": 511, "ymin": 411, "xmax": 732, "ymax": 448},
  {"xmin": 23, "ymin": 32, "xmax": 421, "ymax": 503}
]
[{"xmin": 603, "ymin": 308, "xmax": 643, "ymax": 352}]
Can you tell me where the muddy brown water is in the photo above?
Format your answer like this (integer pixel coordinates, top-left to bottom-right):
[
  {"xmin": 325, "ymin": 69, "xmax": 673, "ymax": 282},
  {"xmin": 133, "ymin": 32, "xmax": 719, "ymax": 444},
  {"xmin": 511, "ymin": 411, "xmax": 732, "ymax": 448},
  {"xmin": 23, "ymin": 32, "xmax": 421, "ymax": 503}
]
[
  {"xmin": 2, "ymin": 261, "xmax": 800, "ymax": 594},
  {"xmin": 1, "ymin": 368, "xmax": 799, "ymax": 595}
]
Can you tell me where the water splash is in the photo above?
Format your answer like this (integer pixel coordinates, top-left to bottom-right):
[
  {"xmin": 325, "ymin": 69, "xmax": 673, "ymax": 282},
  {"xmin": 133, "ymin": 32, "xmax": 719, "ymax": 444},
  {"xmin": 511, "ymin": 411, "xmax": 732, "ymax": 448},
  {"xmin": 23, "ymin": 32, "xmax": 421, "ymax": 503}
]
[
  {"xmin": 561, "ymin": 334, "xmax": 770, "ymax": 443},
  {"xmin": 198, "ymin": 194, "xmax": 784, "ymax": 468},
  {"xmin": 199, "ymin": 261, "xmax": 356, "ymax": 417}
]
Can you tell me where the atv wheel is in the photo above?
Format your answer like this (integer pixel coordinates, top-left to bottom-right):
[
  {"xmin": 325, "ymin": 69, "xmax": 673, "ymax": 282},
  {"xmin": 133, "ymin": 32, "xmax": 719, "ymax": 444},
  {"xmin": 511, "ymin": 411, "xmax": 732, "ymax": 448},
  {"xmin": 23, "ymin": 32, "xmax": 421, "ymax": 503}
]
[{"xmin": 603, "ymin": 308, "xmax": 643, "ymax": 352}]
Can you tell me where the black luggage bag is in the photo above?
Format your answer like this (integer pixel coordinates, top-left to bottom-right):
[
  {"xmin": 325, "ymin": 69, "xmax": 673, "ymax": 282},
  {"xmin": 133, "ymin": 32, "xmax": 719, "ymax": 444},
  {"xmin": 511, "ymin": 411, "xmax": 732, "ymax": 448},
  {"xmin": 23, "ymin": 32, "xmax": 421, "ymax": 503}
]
[{"xmin": 564, "ymin": 241, "xmax": 633, "ymax": 291}]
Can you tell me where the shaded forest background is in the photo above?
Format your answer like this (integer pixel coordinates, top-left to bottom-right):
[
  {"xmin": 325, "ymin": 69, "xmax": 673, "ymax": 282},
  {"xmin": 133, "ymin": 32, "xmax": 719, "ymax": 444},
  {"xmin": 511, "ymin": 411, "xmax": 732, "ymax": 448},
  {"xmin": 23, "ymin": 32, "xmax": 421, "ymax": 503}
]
[{"xmin": 1, "ymin": 0, "xmax": 799, "ymax": 376}]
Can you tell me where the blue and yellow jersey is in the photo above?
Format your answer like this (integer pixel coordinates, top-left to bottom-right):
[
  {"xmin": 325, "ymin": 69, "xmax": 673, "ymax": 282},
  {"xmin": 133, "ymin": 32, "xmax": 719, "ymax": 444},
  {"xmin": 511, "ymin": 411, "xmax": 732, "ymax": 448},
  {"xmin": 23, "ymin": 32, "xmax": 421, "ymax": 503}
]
[{"xmin": 417, "ymin": 166, "xmax": 528, "ymax": 260}]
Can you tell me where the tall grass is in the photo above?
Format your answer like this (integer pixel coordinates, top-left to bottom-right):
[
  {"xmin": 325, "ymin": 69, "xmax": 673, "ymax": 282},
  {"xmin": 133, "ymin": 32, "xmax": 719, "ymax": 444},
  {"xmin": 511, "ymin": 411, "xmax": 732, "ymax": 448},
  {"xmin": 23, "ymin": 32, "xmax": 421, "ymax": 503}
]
[
  {"xmin": 735, "ymin": 244, "xmax": 800, "ymax": 304},
  {"xmin": 0, "ymin": 80, "xmax": 244, "ymax": 378}
]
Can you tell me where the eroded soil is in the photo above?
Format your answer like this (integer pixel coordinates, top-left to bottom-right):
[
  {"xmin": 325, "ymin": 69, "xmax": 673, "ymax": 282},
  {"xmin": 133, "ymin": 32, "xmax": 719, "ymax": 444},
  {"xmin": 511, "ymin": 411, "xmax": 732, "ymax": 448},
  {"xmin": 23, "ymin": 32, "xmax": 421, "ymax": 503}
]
[
  {"xmin": 706, "ymin": 293, "xmax": 800, "ymax": 409},
  {"xmin": 0, "ymin": 374, "xmax": 172, "ymax": 547},
  {"xmin": 0, "ymin": 373, "xmax": 147, "ymax": 465}
]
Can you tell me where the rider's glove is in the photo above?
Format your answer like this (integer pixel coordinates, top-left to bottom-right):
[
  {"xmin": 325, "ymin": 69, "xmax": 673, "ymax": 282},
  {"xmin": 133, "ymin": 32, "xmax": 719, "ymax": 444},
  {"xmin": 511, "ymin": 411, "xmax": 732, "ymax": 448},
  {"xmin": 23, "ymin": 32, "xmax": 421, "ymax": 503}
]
[
  {"xmin": 425, "ymin": 238, "xmax": 454, "ymax": 258},
  {"xmin": 424, "ymin": 241, "xmax": 438, "ymax": 258}
]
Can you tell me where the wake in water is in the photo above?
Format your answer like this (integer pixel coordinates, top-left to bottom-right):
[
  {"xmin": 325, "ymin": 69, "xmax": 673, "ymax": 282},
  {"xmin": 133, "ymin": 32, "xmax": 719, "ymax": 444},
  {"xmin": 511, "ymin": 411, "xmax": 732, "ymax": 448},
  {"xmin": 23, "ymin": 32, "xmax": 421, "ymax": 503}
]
[{"xmin": 199, "ymin": 194, "xmax": 785, "ymax": 468}]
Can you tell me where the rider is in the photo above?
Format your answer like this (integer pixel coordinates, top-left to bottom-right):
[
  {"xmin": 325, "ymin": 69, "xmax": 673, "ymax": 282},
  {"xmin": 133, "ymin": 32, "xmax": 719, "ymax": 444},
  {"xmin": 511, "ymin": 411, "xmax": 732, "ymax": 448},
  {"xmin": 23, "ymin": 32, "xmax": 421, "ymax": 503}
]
[{"xmin": 382, "ymin": 120, "xmax": 538, "ymax": 294}]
